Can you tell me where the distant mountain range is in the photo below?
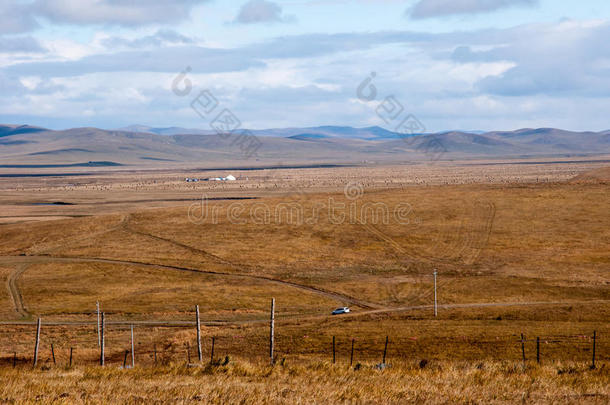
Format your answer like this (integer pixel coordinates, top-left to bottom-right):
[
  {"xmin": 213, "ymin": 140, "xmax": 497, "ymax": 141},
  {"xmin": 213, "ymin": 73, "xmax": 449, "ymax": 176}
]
[
  {"xmin": 117, "ymin": 124, "xmax": 485, "ymax": 140},
  {"xmin": 1, "ymin": 124, "xmax": 609, "ymax": 168}
]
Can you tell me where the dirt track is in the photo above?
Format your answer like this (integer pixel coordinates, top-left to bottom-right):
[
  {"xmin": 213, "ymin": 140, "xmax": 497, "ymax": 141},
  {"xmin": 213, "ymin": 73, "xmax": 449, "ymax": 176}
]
[
  {"xmin": 2, "ymin": 253, "xmax": 608, "ymax": 326},
  {"xmin": 2, "ymin": 213, "xmax": 383, "ymax": 317},
  {"xmin": 0, "ymin": 254, "xmax": 379, "ymax": 315},
  {"xmin": 0, "ymin": 299, "xmax": 606, "ymax": 327},
  {"xmin": 6, "ymin": 263, "xmax": 29, "ymax": 317},
  {"xmin": 2, "ymin": 208, "xmax": 606, "ymax": 324}
]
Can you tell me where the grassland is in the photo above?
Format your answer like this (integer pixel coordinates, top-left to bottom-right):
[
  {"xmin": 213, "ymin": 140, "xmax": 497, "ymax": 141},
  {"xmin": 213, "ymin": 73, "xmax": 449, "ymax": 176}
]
[
  {"xmin": 1, "ymin": 360, "xmax": 608, "ymax": 404},
  {"xmin": 0, "ymin": 162, "xmax": 607, "ymax": 403}
]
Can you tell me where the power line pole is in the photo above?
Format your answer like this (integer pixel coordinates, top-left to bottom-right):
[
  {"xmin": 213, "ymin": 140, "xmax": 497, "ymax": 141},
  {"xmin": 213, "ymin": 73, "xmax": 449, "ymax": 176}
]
[{"xmin": 433, "ymin": 270, "xmax": 438, "ymax": 317}]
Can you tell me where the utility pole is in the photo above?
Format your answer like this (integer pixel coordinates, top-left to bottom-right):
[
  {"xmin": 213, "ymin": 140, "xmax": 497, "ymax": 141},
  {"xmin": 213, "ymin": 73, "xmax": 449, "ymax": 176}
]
[{"xmin": 433, "ymin": 270, "xmax": 438, "ymax": 317}]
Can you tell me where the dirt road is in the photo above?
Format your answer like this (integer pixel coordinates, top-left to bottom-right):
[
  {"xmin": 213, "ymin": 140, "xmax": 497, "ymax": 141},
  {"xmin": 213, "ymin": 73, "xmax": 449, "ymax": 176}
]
[
  {"xmin": 6, "ymin": 263, "xmax": 30, "ymax": 317},
  {"xmin": 0, "ymin": 299, "xmax": 606, "ymax": 327},
  {"xmin": 0, "ymin": 254, "xmax": 380, "ymax": 315}
]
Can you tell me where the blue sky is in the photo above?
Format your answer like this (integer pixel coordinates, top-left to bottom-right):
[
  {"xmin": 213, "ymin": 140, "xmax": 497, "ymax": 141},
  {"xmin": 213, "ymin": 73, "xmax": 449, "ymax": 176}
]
[{"xmin": 1, "ymin": 0, "xmax": 609, "ymax": 132}]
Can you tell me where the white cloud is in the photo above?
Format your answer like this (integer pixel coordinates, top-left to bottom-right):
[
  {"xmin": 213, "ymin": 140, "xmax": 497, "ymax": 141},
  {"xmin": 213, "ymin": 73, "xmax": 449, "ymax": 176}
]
[
  {"xmin": 2, "ymin": 14, "xmax": 610, "ymax": 131},
  {"xmin": 234, "ymin": 0, "xmax": 291, "ymax": 24},
  {"xmin": 33, "ymin": 0, "xmax": 210, "ymax": 26},
  {"xmin": 0, "ymin": 0, "xmax": 39, "ymax": 34},
  {"xmin": 0, "ymin": 36, "xmax": 46, "ymax": 54},
  {"xmin": 408, "ymin": 0, "xmax": 537, "ymax": 19},
  {"xmin": 100, "ymin": 30, "xmax": 196, "ymax": 49}
]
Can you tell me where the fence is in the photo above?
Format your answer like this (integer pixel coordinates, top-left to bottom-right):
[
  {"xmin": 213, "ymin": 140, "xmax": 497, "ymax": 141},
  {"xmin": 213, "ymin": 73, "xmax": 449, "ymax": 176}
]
[{"xmin": 0, "ymin": 304, "xmax": 604, "ymax": 369}]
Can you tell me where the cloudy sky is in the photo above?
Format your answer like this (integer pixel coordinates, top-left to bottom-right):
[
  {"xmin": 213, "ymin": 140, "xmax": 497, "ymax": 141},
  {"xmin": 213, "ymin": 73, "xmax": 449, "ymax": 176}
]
[{"xmin": 1, "ymin": 0, "xmax": 609, "ymax": 132}]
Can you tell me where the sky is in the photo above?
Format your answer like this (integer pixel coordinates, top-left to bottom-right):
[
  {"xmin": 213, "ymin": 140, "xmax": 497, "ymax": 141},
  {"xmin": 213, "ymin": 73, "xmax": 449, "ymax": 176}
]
[{"xmin": 0, "ymin": 0, "xmax": 609, "ymax": 132}]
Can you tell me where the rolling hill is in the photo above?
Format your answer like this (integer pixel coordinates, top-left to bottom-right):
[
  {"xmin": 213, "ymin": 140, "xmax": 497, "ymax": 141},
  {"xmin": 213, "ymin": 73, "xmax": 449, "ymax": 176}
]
[{"xmin": 0, "ymin": 124, "xmax": 609, "ymax": 168}]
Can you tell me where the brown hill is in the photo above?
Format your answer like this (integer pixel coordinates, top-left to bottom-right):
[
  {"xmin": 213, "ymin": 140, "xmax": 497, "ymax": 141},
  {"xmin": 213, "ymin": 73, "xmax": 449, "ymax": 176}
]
[
  {"xmin": 1, "ymin": 125, "xmax": 609, "ymax": 169},
  {"xmin": 570, "ymin": 166, "xmax": 610, "ymax": 183}
]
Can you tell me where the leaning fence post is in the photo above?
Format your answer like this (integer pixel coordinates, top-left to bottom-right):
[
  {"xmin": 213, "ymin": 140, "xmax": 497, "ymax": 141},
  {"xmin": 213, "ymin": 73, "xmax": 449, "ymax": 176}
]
[
  {"xmin": 382, "ymin": 336, "xmax": 389, "ymax": 364},
  {"xmin": 33, "ymin": 318, "xmax": 41, "ymax": 367},
  {"xmin": 130, "ymin": 325, "xmax": 135, "ymax": 368},
  {"xmin": 210, "ymin": 337, "xmax": 215, "ymax": 364},
  {"xmin": 591, "ymin": 331, "xmax": 597, "ymax": 368},
  {"xmin": 520, "ymin": 333, "xmax": 526, "ymax": 367},
  {"xmin": 100, "ymin": 313, "xmax": 105, "ymax": 366},
  {"xmin": 196, "ymin": 305, "xmax": 202, "ymax": 362},
  {"xmin": 350, "ymin": 338, "xmax": 355, "ymax": 367},
  {"xmin": 96, "ymin": 301, "xmax": 101, "ymax": 347},
  {"xmin": 269, "ymin": 298, "xmax": 275, "ymax": 365},
  {"xmin": 51, "ymin": 343, "xmax": 56, "ymax": 365},
  {"xmin": 123, "ymin": 350, "xmax": 129, "ymax": 369}
]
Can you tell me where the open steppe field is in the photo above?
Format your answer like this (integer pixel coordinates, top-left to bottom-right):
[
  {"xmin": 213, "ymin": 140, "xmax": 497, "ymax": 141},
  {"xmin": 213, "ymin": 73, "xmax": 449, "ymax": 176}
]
[
  {"xmin": 0, "ymin": 161, "xmax": 608, "ymax": 403},
  {"xmin": 0, "ymin": 157, "xmax": 608, "ymax": 222}
]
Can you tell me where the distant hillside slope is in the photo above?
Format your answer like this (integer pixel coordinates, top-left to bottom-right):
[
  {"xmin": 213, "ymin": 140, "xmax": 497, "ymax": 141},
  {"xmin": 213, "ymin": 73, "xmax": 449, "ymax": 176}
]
[
  {"xmin": 570, "ymin": 166, "xmax": 610, "ymax": 183},
  {"xmin": 1, "ymin": 125, "xmax": 609, "ymax": 167},
  {"xmin": 0, "ymin": 124, "xmax": 48, "ymax": 137}
]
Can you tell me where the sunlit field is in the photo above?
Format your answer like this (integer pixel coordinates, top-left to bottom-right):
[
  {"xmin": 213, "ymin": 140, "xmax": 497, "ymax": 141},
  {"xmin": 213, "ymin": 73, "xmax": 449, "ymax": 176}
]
[{"xmin": 0, "ymin": 166, "xmax": 607, "ymax": 403}]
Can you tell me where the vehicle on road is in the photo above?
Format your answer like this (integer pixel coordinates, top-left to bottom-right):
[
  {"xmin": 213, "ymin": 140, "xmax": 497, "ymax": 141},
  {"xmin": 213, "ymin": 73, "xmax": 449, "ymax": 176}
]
[{"xmin": 331, "ymin": 307, "xmax": 350, "ymax": 315}]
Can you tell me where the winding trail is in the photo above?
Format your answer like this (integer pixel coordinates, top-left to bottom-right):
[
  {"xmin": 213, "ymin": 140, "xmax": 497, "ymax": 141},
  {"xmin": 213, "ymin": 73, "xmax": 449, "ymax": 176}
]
[
  {"xmin": 0, "ymin": 254, "xmax": 379, "ymax": 313},
  {"xmin": 6, "ymin": 263, "xmax": 30, "ymax": 317},
  {"xmin": 124, "ymin": 223, "xmax": 239, "ymax": 269},
  {"xmin": 3, "ymin": 210, "xmax": 605, "ymax": 325},
  {"xmin": 28, "ymin": 214, "xmax": 129, "ymax": 256},
  {"xmin": 0, "ymin": 299, "xmax": 606, "ymax": 327},
  {"xmin": 357, "ymin": 201, "xmax": 496, "ymax": 268},
  {"xmin": 3, "ymin": 255, "xmax": 607, "ymax": 327}
]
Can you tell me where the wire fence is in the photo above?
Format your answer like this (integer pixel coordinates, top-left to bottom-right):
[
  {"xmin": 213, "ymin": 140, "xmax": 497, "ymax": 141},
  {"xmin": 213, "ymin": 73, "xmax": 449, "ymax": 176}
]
[{"xmin": 0, "ymin": 320, "xmax": 604, "ymax": 369}]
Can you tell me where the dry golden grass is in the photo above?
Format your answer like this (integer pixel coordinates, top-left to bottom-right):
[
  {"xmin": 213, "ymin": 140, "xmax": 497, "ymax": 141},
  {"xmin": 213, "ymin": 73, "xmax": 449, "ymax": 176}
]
[
  {"xmin": 19, "ymin": 261, "xmax": 337, "ymax": 319},
  {"xmin": 0, "ymin": 165, "xmax": 608, "ymax": 403},
  {"xmin": 0, "ymin": 360, "xmax": 608, "ymax": 404}
]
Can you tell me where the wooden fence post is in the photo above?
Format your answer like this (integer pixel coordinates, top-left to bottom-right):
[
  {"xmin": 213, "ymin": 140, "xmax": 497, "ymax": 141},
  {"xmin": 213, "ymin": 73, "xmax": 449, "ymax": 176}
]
[
  {"xmin": 433, "ymin": 270, "xmax": 438, "ymax": 317},
  {"xmin": 536, "ymin": 337, "xmax": 540, "ymax": 364},
  {"xmin": 332, "ymin": 336, "xmax": 336, "ymax": 364},
  {"xmin": 51, "ymin": 343, "xmax": 56, "ymax": 365},
  {"xmin": 196, "ymin": 305, "xmax": 202, "ymax": 362},
  {"xmin": 591, "ymin": 331, "xmax": 597, "ymax": 368},
  {"xmin": 130, "ymin": 325, "xmax": 135, "ymax": 368},
  {"xmin": 96, "ymin": 301, "xmax": 101, "ymax": 347},
  {"xmin": 100, "ymin": 313, "xmax": 105, "ymax": 366},
  {"xmin": 210, "ymin": 337, "xmax": 215, "ymax": 364},
  {"xmin": 13, "ymin": 352, "xmax": 16, "ymax": 368},
  {"xmin": 269, "ymin": 298, "xmax": 275, "ymax": 365},
  {"xmin": 350, "ymin": 338, "xmax": 355, "ymax": 367},
  {"xmin": 520, "ymin": 333, "xmax": 526, "ymax": 367},
  {"xmin": 33, "ymin": 318, "xmax": 41, "ymax": 367},
  {"xmin": 69, "ymin": 347, "xmax": 73, "ymax": 368},
  {"xmin": 123, "ymin": 350, "xmax": 129, "ymax": 369},
  {"xmin": 382, "ymin": 336, "xmax": 389, "ymax": 364},
  {"xmin": 154, "ymin": 344, "xmax": 157, "ymax": 365},
  {"xmin": 187, "ymin": 342, "xmax": 191, "ymax": 364}
]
